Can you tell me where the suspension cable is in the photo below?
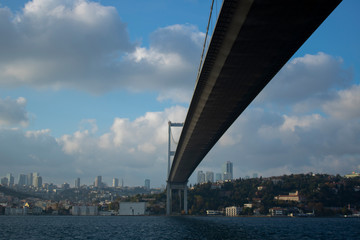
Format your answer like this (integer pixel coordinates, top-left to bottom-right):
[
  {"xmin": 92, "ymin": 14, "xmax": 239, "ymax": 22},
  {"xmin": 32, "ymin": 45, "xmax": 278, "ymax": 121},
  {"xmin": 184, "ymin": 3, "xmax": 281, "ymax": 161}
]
[{"xmin": 196, "ymin": 0, "xmax": 215, "ymax": 82}]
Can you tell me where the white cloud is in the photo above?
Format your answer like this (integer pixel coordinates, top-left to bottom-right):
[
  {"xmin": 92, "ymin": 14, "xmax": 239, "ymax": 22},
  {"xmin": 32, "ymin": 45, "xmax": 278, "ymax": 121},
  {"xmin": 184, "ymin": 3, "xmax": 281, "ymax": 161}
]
[
  {"xmin": 322, "ymin": 85, "xmax": 360, "ymax": 119},
  {"xmin": 0, "ymin": 97, "xmax": 28, "ymax": 127},
  {"xmin": 0, "ymin": 1, "xmax": 202, "ymax": 102},
  {"xmin": 255, "ymin": 52, "xmax": 352, "ymax": 106}
]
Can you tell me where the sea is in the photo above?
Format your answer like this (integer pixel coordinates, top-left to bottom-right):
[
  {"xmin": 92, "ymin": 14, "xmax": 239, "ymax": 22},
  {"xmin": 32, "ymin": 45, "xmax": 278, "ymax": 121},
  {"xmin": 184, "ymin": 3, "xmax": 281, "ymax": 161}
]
[{"xmin": 0, "ymin": 216, "xmax": 359, "ymax": 240}]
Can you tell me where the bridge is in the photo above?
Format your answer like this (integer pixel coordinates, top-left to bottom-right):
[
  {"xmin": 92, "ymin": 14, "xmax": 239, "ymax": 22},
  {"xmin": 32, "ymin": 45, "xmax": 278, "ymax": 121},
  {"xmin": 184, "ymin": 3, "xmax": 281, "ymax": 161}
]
[{"xmin": 166, "ymin": 0, "xmax": 342, "ymax": 215}]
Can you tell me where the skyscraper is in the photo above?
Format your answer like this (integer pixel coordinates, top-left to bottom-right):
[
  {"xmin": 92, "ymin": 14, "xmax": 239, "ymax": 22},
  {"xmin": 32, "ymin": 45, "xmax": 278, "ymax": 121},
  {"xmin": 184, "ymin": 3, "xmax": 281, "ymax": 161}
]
[
  {"xmin": 95, "ymin": 176, "xmax": 102, "ymax": 188},
  {"xmin": 205, "ymin": 171, "xmax": 214, "ymax": 183},
  {"xmin": 145, "ymin": 179, "xmax": 150, "ymax": 190},
  {"xmin": 32, "ymin": 172, "xmax": 40, "ymax": 187},
  {"xmin": 75, "ymin": 178, "xmax": 81, "ymax": 188},
  {"xmin": 6, "ymin": 173, "xmax": 14, "ymax": 187},
  {"xmin": 18, "ymin": 174, "xmax": 27, "ymax": 186},
  {"xmin": 222, "ymin": 161, "xmax": 233, "ymax": 181},
  {"xmin": 197, "ymin": 171, "xmax": 205, "ymax": 184},
  {"xmin": 27, "ymin": 173, "xmax": 33, "ymax": 186},
  {"xmin": 33, "ymin": 176, "xmax": 42, "ymax": 188},
  {"xmin": 113, "ymin": 178, "xmax": 119, "ymax": 187}
]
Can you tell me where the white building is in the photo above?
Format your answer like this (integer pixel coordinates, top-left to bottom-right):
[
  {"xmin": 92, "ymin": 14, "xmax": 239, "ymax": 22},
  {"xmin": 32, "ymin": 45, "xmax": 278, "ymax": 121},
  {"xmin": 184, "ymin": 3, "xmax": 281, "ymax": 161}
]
[
  {"xmin": 205, "ymin": 171, "xmax": 214, "ymax": 183},
  {"xmin": 119, "ymin": 202, "xmax": 146, "ymax": 216},
  {"xmin": 225, "ymin": 206, "xmax": 241, "ymax": 216},
  {"xmin": 72, "ymin": 205, "xmax": 98, "ymax": 216},
  {"xmin": 197, "ymin": 171, "xmax": 205, "ymax": 184}
]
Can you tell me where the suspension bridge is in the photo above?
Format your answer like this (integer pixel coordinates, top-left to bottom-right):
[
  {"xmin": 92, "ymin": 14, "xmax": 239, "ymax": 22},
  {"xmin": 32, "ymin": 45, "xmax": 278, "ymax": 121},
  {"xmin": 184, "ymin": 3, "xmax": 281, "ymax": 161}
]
[{"xmin": 166, "ymin": 0, "xmax": 342, "ymax": 215}]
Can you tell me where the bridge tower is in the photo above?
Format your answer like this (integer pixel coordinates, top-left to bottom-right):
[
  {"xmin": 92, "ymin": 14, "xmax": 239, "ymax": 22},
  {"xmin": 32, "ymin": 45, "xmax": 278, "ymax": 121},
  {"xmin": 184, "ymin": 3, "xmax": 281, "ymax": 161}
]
[{"xmin": 166, "ymin": 121, "xmax": 186, "ymax": 215}]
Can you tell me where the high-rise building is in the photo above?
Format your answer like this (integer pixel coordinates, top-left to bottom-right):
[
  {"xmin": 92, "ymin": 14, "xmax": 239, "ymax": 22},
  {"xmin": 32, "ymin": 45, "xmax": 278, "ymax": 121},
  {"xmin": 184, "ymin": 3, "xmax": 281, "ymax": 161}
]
[
  {"xmin": 222, "ymin": 161, "xmax": 233, "ymax": 180},
  {"xmin": 27, "ymin": 173, "xmax": 33, "ymax": 186},
  {"xmin": 205, "ymin": 171, "xmax": 214, "ymax": 183},
  {"xmin": 197, "ymin": 171, "xmax": 205, "ymax": 184},
  {"xmin": 144, "ymin": 179, "xmax": 150, "ymax": 190},
  {"xmin": 75, "ymin": 178, "xmax": 81, "ymax": 188},
  {"xmin": 1, "ymin": 177, "xmax": 8, "ymax": 186},
  {"xmin": 253, "ymin": 173, "xmax": 258, "ymax": 179},
  {"xmin": 215, "ymin": 173, "xmax": 222, "ymax": 182},
  {"xmin": 113, "ymin": 178, "xmax": 119, "ymax": 187},
  {"xmin": 95, "ymin": 176, "xmax": 102, "ymax": 188},
  {"xmin": 6, "ymin": 173, "xmax": 14, "ymax": 187},
  {"xmin": 33, "ymin": 176, "xmax": 42, "ymax": 188},
  {"xmin": 32, "ymin": 172, "xmax": 40, "ymax": 187},
  {"xmin": 18, "ymin": 174, "xmax": 27, "ymax": 186}
]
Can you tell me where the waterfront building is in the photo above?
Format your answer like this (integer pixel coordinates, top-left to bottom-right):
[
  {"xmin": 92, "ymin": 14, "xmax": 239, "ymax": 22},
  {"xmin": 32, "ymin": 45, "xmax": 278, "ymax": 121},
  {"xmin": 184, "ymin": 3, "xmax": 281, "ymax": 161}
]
[
  {"xmin": 197, "ymin": 171, "xmax": 205, "ymax": 184},
  {"xmin": 225, "ymin": 206, "xmax": 241, "ymax": 216},
  {"xmin": 205, "ymin": 171, "xmax": 214, "ymax": 183},
  {"xmin": 119, "ymin": 202, "xmax": 146, "ymax": 215}
]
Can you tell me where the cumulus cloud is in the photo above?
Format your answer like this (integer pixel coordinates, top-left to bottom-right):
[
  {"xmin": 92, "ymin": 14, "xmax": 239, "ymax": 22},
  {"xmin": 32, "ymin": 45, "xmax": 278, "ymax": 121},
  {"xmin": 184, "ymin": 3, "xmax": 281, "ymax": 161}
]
[
  {"xmin": 255, "ymin": 52, "xmax": 353, "ymax": 107},
  {"xmin": 0, "ymin": 97, "xmax": 28, "ymax": 127},
  {"xmin": 0, "ymin": 1, "xmax": 202, "ymax": 102}
]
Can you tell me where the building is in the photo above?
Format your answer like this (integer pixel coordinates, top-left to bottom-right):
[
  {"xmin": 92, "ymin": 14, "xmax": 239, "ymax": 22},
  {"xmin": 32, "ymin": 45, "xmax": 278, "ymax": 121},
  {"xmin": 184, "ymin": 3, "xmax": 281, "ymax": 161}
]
[
  {"xmin": 222, "ymin": 161, "xmax": 233, "ymax": 180},
  {"xmin": 144, "ymin": 179, "xmax": 150, "ymax": 190},
  {"xmin": 18, "ymin": 174, "xmax": 27, "ymax": 186},
  {"xmin": 197, "ymin": 171, "xmax": 205, "ymax": 184},
  {"xmin": 95, "ymin": 176, "xmax": 102, "ymax": 188},
  {"xmin": 253, "ymin": 173, "xmax": 258, "ymax": 178},
  {"xmin": 1, "ymin": 177, "xmax": 8, "ymax": 186},
  {"xmin": 205, "ymin": 171, "xmax": 214, "ymax": 183},
  {"xmin": 33, "ymin": 176, "xmax": 42, "ymax": 188},
  {"xmin": 113, "ymin": 178, "xmax": 119, "ymax": 187},
  {"xmin": 6, "ymin": 173, "xmax": 14, "ymax": 187},
  {"xmin": 119, "ymin": 202, "xmax": 146, "ymax": 216},
  {"xmin": 225, "ymin": 206, "xmax": 241, "ymax": 216},
  {"xmin": 274, "ymin": 191, "xmax": 303, "ymax": 202},
  {"xmin": 215, "ymin": 173, "xmax": 222, "ymax": 182},
  {"xmin": 269, "ymin": 207, "xmax": 287, "ymax": 216},
  {"xmin": 345, "ymin": 172, "xmax": 360, "ymax": 178},
  {"xmin": 72, "ymin": 205, "xmax": 98, "ymax": 216},
  {"xmin": 75, "ymin": 178, "xmax": 80, "ymax": 188},
  {"xmin": 32, "ymin": 172, "xmax": 40, "ymax": 187},
  {"xmin": 27, "ymin": 173, "xmax": 33, "ymax": 186}
]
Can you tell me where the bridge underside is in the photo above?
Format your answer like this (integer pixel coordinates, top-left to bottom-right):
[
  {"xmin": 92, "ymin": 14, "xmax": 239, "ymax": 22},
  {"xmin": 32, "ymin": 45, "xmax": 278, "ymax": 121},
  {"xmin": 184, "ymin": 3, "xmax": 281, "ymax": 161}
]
[{"xmin": 168, "ymin": 0, "xmax": 341, "ymax": 184}]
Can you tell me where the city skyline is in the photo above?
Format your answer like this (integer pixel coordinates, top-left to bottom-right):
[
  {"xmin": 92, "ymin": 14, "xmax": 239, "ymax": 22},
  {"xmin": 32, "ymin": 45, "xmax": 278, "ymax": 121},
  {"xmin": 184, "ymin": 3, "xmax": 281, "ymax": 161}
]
[{"xmin": 0, "ymin": 0, "xmax": 359, "ymax": 187}]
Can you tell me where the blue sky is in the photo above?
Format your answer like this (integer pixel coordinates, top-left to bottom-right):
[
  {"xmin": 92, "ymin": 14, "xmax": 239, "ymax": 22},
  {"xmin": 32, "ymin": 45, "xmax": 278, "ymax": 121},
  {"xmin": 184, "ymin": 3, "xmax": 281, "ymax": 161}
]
[{"xmin": 0, "ymin": 0, "xmax": 359, "ymax": 187}]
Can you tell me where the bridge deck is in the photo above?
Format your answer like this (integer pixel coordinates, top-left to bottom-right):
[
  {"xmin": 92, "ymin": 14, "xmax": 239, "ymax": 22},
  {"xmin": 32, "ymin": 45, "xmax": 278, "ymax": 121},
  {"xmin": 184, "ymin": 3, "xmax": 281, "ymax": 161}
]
[{"xmin": 169, "ymin": 0, "xmax": 341, "ymax": 183}]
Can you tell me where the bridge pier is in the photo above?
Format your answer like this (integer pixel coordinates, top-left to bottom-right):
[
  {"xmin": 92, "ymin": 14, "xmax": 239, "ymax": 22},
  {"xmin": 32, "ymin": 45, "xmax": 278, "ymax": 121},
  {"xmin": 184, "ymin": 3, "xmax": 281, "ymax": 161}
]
[{"xmin": 166, "ymin": 181, "xmax": 188, "ymax": 215}]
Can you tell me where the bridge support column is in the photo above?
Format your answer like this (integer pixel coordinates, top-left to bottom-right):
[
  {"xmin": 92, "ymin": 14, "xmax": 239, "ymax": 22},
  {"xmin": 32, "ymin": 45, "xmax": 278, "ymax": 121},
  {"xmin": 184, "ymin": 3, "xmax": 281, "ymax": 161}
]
[{"xmin": 166, "ymin": 181, "xmax": 188, "ymax": 215}]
